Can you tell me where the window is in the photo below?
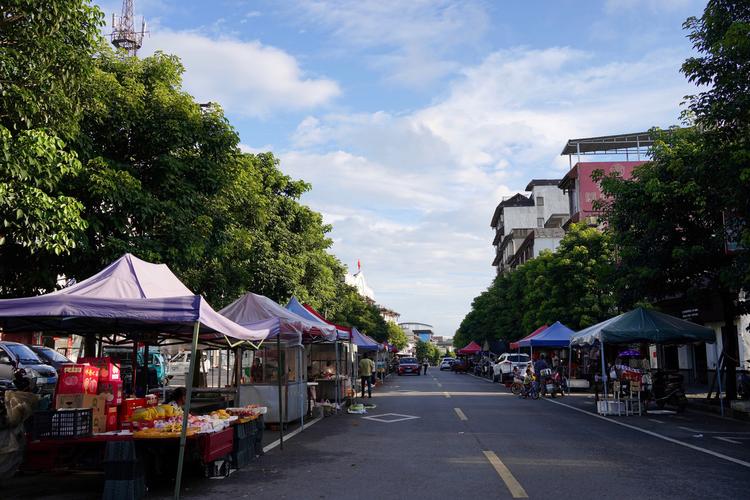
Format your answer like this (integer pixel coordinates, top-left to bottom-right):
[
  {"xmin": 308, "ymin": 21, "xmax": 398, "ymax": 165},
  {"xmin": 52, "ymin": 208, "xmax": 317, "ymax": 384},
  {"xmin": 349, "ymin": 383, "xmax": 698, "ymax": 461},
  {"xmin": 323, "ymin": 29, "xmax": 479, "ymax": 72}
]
[
  {"xmin": 537, "ymin": 217, "xmax": 544, "ymax": 228},
  {"xmin": 536, "ymin": 196, "xmax": 544, "ymax": 206}
]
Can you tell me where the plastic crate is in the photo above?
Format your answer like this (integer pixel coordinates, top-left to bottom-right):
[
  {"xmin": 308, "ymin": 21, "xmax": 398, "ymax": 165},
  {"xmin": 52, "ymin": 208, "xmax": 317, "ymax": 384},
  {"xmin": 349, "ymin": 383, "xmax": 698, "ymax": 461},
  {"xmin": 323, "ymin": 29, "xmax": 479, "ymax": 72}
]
[{"xmin": 31, "ymin": 409, "xmax": 93, "ymax": 440}]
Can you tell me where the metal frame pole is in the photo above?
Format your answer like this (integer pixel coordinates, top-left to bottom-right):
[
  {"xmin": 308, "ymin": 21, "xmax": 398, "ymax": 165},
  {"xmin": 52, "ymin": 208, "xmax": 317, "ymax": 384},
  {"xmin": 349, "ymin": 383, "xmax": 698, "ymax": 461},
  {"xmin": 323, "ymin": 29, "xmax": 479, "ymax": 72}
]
[
  {"xmin": 334, "ymin": 341, "xmax": 340, "ymax": 410},
  {"xmin": 299, "ymin": 347, "xmax": 304, "ymax": 430},
  {"xmin": 277, "ymin": 332, "xmax": 284, "ymax": 449},
  {"xmin": 601, "ymin": 341, "xmax": 608, "ymax": 409},
  {"xmin": 568, "ymin": 344, "xmax": 573, "ymax": 395},
  {"xmin": 174, "ymin": 321, "xmax": 200, "ymax": 500}
]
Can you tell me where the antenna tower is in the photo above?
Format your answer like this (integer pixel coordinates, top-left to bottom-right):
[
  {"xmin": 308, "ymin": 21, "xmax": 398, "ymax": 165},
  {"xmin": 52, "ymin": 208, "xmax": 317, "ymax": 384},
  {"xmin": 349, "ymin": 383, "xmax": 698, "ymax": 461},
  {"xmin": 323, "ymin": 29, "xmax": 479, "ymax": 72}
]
[{"xmin": 111, "ymin": 0, "xmax": 147, "ymax": 56}]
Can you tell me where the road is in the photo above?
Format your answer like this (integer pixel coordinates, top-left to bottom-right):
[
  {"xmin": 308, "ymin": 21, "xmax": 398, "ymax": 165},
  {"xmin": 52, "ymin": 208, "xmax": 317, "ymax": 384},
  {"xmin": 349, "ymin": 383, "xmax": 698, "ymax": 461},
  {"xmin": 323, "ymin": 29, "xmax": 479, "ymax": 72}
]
[{"xmin": 171, "ymin": 368, "xmax": 750, "ymax": 499}]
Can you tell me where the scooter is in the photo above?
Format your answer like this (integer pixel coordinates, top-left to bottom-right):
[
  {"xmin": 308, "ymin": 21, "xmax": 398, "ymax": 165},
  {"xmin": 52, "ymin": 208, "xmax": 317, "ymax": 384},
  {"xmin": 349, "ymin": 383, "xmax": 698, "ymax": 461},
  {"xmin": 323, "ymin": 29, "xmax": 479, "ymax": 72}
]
[
  {"xmin": 651, "ymin": 370, "xmax": 687, "ymax": 411},
  {"xmin": 547, "ymin": 369, "xmax": 567, "ymax": 398}
]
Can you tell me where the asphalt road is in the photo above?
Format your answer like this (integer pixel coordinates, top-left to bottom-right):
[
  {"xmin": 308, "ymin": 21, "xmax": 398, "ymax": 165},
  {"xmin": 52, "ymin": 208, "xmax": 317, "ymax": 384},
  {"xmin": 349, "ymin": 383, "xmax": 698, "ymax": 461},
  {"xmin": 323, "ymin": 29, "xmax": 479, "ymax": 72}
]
[
  {"xmin": 6, "ymin": 369, "xmax": 750, "ymax": 499},
  {"xmin": 169, "ymin": 368, "xmax": 750, "ymax": 500}
]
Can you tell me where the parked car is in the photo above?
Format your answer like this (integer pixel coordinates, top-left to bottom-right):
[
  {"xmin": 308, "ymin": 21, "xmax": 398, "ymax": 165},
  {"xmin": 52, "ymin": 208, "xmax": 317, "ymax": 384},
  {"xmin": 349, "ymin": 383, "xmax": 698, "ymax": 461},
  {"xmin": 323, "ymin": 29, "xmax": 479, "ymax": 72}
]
[
  {"xmin": 0, "ymin": 342, "xmax": 58, "ymax": 394},
  {"xmin": 439, "ymin": 358, "xmax": 455, "ymax": 370},
  {"xmin": 451, "ymin": 358, "xmax": 468, "ymax": 373},
  {"xmin": 492, "ymin": 353, "xmax": 531, "ymax": 382},
  {"xmin": 398, "ymin": 357, "xmax": 421, "ymax": 376},
  {"xmin": 30, "ymin": 346, "xmax": 74, "ymax": 372}
]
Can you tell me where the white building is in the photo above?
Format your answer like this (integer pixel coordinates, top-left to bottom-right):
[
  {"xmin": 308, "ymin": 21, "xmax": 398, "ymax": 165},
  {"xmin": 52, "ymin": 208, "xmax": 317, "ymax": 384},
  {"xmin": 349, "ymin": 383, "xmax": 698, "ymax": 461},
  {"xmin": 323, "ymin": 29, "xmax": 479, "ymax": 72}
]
[{"xmin": 491, "ymin": 179, "xmax": 569, "ymax": 273}]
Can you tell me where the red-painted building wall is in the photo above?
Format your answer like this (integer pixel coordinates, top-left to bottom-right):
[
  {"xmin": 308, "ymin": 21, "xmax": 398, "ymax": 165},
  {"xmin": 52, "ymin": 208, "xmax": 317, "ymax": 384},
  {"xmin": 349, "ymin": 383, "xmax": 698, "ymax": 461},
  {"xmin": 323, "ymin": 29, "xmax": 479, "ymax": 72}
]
[{"xmin": 560, "ymin": 161, "xmax": 645, "ymax": 223}]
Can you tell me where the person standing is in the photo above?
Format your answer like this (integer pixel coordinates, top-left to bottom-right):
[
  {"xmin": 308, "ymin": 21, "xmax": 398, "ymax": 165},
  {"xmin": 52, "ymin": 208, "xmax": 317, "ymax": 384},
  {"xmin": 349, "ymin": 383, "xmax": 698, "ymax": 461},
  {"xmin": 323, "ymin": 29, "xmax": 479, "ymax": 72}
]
[
  {"xmin": 534, "ymin": 354, "xmax": 549, "ymax": 396},
  {"xmin": 359, "ymin": 354, "xmax": 375, "ymax": 398},
  {"xmin": 422, "ymin": 358, "xmax": 429, "ymax": 375}
]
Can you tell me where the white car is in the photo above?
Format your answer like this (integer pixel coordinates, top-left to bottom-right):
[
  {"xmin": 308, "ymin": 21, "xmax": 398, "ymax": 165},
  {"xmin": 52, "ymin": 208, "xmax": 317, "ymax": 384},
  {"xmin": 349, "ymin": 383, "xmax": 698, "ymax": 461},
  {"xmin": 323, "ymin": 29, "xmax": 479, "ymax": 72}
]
[
  {"xmin": 492, "ymin": 353, "xmax": 531, "ymax": 382},
  {"xmin": 439, "ymin": 357, "xmax": 455, "ymax": 370}
]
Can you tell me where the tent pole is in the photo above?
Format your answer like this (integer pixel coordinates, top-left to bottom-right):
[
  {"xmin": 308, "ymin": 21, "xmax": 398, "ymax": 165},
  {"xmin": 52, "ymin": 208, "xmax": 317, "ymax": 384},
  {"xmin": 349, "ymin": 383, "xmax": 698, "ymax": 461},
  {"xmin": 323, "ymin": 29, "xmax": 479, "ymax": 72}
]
[
  {"xmin": 277, "ymin": 332, "xmax": 284, "ymax": 450},
  {"xmin": 335, "ymin": 341, "xmax": 340, "ymax": 410},
  {"xmin": 174, "ymin": 321, "xmax": 200, "ymax": 500},
  {"xmin": 600, "ymin": 341, "xmax": 608, "ymax": 409},
  {"xmin": 299, "ymin": 347, "xmax": 304, "ymax": 430},
  {"xmin": 568, "ymin": 344, "xmax": 572, "ymax": 395}
]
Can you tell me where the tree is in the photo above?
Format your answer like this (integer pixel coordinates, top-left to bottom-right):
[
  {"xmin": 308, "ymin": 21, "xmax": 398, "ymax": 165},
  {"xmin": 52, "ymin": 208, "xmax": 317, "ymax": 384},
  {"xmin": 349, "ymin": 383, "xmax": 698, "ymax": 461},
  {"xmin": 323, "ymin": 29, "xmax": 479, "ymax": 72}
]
[
  {"xmin": 0, "ymin": 0, "xmax": 104, "ymax": 295},
  {"xmin": 456, "ymin": 224, "xmax": 615, "ymax": 347},
  {"xmin": 330, "ymin": 287, "xmax": 389, "ymax": 341},
  {"xmin": 386, "ymin": 322, "xmax": 409, "ymax": 351},
  {"xmin": 597, "ymin": 1, "xmax": 750, "ymax": 399}
]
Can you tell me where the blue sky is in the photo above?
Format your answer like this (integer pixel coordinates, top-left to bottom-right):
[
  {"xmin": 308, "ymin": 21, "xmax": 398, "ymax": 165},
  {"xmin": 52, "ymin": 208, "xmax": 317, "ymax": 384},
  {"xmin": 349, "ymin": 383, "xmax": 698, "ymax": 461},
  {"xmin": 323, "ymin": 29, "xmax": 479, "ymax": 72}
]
[{"xmin": 101, "ymin": 0, "xmax": 707, "ymax": 338}]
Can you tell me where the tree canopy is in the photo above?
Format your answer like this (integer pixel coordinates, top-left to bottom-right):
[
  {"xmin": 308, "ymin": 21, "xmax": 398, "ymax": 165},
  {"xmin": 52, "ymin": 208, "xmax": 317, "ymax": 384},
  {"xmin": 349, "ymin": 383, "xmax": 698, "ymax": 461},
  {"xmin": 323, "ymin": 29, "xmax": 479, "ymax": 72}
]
[
  {"xmin": 455, "ymin": 224, "xmax": 614, "ymax": 349},
  {"xmin": 0, "ymin": 0, "xmax": 104, "ymax": 291}
]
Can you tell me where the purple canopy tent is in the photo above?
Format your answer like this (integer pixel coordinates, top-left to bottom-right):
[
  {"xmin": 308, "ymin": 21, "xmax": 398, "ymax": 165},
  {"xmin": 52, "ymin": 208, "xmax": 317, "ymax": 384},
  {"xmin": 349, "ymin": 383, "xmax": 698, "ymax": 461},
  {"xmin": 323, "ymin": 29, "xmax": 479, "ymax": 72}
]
[
  {"xmin": 219, "ymin": 292, "xmax": 338, "ymax": 446},
  {"xmin": 0, "ymin": 253, "xmax": 266, "ymax": 499}
]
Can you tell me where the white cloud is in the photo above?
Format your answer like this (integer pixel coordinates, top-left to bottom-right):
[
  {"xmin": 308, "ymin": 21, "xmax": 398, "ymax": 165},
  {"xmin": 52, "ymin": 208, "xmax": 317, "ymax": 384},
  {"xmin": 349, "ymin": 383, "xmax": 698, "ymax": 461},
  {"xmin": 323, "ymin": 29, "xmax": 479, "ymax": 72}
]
[
  {"xmin": 278, "ymin": 45, "xmax": 693, "ymax": 336},
  {"xmin": 604, "ymin": 0, "xmax": 693, "ymax": 14},
  {"xmin": 291, "ymin": 0, "xmax": 489, "ymax": 86},
  {"xmin": 141, "ymin": 30, "xmax": 340, "ymax": 117}
]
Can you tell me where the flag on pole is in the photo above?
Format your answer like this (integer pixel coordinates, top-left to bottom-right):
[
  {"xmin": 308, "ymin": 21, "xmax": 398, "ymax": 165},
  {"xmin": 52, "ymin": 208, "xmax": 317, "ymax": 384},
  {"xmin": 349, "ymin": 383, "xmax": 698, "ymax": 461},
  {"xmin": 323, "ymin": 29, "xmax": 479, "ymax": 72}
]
[{"xmin": 357, "ymin": 259, "xmax": 361, "ymax": 272}]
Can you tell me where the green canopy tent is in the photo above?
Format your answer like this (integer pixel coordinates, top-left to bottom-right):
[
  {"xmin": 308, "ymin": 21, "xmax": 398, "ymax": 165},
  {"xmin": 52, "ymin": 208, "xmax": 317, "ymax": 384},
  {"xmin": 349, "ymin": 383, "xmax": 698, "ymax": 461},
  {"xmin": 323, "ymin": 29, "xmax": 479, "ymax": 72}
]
[{"xmin": 569, "ymin": 307, "xmax": 716, "ymax": 405}]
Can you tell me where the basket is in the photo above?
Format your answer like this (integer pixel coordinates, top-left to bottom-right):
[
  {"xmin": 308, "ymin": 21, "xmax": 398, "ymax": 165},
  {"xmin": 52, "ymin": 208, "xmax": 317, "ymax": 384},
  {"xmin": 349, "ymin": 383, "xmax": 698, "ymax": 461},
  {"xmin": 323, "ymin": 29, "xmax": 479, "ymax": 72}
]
[{"xmin": 31, "ymin": 409, "xmax": 93, "ymax": 440}]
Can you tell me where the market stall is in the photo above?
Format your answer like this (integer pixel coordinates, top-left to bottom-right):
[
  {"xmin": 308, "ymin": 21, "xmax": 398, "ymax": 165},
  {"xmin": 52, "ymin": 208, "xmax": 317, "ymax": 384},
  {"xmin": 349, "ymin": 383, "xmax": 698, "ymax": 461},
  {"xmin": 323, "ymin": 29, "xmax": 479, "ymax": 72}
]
[
  {"xmin": 287, "ymin": 297, "xmax": 355, "ymax": 409},
  {"xmin": 219, "ymin": 292, "xmax": 336, "ymax": 427},
  {"xmin": 0, "ymin": 253, "xmax": 269, "ymax": 498},
  {"xmin": 570, "ymin": 307, "xmax": 716, "ymax": 415},
  {"xmin": 509, "ymin": 324, "xmax": 549, "ymax": 354}
]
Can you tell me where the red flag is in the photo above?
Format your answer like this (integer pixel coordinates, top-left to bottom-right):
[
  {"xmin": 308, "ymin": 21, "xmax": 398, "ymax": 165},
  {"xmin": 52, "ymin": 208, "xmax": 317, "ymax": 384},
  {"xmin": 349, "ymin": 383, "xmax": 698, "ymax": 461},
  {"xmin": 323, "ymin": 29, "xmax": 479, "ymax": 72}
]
[{"xmin": 357, "ymin": 259, "xmax": 361, "ymax": 272}]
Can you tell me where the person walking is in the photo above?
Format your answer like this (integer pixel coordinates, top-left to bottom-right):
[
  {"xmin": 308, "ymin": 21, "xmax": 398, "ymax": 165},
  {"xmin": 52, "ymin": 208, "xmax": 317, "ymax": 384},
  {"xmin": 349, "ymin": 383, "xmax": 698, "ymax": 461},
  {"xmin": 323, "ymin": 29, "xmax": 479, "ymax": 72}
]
[
  {"xmin": 422, "ymin": 358, "xmax": 429, "ymax": 375},
  {"xmin": 359, "ymin": 353, "xmax": 375, "ymax": 398}
]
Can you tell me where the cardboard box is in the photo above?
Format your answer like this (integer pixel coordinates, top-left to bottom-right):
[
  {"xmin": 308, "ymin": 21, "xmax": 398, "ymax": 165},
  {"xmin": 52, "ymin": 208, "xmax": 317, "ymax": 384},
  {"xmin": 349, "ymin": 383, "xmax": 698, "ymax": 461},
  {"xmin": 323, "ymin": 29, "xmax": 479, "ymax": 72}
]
[
  {"xmin": 56, "ymin": 394, "xmax": 108, "ymax": 433},
  {"xmin": 105, "ymin": 406, "xmax": 119, "ymax": 431},
  {"xmin": 57, "ymin": 364, "xmax": 100, "ymax": 395},
  {"xmin": 78, "ymin": 356, "xmax": 121, "ymax": 383},
  {"xmin": 98, "ymin": 380, "xmax": 123, "ymax": 406},
  {"xmin": 120, "ymin": 398, "xmax": 147, "ymax": 424}
]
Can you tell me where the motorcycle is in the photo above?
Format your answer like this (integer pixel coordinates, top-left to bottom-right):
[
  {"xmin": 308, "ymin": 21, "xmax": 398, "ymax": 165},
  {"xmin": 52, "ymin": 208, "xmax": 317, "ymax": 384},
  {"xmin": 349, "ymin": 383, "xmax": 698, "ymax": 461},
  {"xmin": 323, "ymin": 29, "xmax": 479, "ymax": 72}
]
[
  {"xmin": 547, "ymin": 369, "xmax": 567, "ymax": 398},
  {"xmin": 651, "ymin": 370, "xmax": 687, "ymax": 411}
]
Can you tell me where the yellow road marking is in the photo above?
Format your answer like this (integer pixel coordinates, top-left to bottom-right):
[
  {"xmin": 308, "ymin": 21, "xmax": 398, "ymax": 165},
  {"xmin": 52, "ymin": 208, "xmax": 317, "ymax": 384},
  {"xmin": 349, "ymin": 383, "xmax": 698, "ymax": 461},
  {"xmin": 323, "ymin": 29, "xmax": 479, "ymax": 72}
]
[
  {"xmin": 443, "ymin": 391, "xmax": 451, "ymax": 398},
  {"xmin": 453, "ymin": 407, "xmax": 467, "ymax": 421},
  {"xmin": 483, "ymin": 450, "xmax": 528, "ymax": 498}
]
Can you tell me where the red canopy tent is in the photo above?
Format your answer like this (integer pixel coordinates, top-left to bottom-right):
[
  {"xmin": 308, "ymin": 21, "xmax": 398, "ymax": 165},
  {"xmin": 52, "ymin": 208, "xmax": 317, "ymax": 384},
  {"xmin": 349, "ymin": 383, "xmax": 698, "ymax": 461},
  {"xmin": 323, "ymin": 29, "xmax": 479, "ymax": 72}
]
[
  {"xmin": 509, "ymin": 325, "xmax": 548, "ymax": 350},
  {"xmin": 457, "ymin": 341, "xmax": 482, "ymax": 355}
]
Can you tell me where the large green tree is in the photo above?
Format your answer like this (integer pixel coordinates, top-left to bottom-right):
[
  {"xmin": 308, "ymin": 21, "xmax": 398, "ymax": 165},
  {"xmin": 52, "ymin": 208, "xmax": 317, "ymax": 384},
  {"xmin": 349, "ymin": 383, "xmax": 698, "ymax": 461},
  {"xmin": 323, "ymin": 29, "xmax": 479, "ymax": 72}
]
[
  {"xmin": 456, "ymin": 224, "xmax": 615, "ymax": 347},
  {"xmin": 386, "ymin": 322, "xmax": 409, "ymax": 351},
  {"xmin": 0, "ymin": 0, "xmax": 103, "ymax": 294},
  {"xmin": 598, "ymin": 1, "xmax": 750, "ymax": 398}
]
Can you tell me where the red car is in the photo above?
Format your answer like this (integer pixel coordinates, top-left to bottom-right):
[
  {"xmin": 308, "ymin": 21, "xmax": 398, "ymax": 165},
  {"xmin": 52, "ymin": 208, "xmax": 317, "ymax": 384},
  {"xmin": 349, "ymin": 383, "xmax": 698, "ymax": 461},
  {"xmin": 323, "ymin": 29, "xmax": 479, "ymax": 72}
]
[{"xmin": 398, "ymin": 357, "xmax": 421, "ymax": 376}]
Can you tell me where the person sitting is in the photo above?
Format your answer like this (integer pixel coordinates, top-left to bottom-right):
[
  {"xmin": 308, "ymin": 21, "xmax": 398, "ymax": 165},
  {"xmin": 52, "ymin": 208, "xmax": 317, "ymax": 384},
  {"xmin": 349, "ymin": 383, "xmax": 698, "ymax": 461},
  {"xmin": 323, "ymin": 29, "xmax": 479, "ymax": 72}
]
[
  {"xmin": 168, "ymin": 386, "xmax": 186, "ymax": 408},
  {"xmin": 521, "ymin": 367, "xmax": 535, "ymax": 398}
]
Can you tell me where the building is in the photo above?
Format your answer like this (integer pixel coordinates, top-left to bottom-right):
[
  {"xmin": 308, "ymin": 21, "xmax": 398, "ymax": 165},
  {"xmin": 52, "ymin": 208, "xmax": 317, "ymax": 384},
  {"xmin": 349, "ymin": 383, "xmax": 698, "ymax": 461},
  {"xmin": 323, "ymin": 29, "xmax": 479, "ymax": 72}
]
[
  {"xmin": 559, "ymin": 133, "xmax": 652, "ymax": 227},
  {"xmin": 508, "ymin": 227, "xmax": 566, "ymax": 269},
  {"xmin": 345, "ymin": 269, "xmax": 375, "ymax": 301},
  {"xmin": 491, "ymin": 180, "xmax": 568, "ymax": 273}
]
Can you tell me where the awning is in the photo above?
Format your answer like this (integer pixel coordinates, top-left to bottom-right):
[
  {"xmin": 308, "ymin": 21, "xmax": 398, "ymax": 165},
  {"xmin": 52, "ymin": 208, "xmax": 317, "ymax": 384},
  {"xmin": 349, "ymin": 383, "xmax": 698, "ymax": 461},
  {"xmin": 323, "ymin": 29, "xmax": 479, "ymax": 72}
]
[
  {"xmin": 457, "ymin": 341, "xmax": 482, "ymax": 355},
  {"xmin": 509, "ymin": 325, "xmax": 548, "ymax": 350},
  {"xmin": 570, "ymin": 307, "xmax": 716, "ymax": 346},
  {"xmin": 0, "ymin": 254, "xmax": 264, "ymax": 345},
  {"xmin": 521, "ymin": 321, "xmax": 574, "ymax": 348},
  {"xmin": 220, "ymin": 292, "xmax": 339, "ymax": 347},
  {"xmin": 352, "ymin": 328, "xmax": 378, "ymax": 351},
  {"xmin": 286, "ymin": 296, "xmax": 352, "ymax": 341}
]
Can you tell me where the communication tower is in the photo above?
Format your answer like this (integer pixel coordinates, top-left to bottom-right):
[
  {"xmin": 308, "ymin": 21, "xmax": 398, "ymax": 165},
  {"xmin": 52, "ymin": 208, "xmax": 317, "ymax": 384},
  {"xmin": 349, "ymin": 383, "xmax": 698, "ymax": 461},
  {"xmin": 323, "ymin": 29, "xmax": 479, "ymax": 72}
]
[{"xmin": 111, "ymin": 0, "xmax": 147, "ymax": 56}]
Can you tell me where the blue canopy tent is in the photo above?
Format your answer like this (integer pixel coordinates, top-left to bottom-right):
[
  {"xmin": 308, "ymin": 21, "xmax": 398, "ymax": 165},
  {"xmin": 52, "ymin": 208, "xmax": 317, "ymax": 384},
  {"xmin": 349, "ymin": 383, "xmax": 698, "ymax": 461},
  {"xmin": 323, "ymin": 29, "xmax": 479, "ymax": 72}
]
[{"xmin": 517, "ymin": 321, "xmax": 575, "ymax": 348}]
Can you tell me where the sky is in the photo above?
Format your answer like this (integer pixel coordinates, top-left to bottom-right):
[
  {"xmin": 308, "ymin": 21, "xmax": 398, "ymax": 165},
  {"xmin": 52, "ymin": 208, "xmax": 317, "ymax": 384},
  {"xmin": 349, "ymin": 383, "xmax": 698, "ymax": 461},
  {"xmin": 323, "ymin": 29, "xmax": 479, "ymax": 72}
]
[{"xmin": 100, "ymin": 0, "xmax": 707, "ymax": 339}]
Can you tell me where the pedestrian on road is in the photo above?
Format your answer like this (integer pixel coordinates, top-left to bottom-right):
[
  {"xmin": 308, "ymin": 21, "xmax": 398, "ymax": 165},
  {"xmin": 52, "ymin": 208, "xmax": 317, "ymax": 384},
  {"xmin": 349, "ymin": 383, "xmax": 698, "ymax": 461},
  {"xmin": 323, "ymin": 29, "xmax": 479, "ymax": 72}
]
[
  {"xmin": 422, "ymin": 359, "xmax": 428, "ymax": 375},
  {"xmin": 359, "ymin": 353, "xmax": 375, "ymax": 398},
  {"xmin": 534, "ymin": 354, "xmax": 548, "ymax": 395}
]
